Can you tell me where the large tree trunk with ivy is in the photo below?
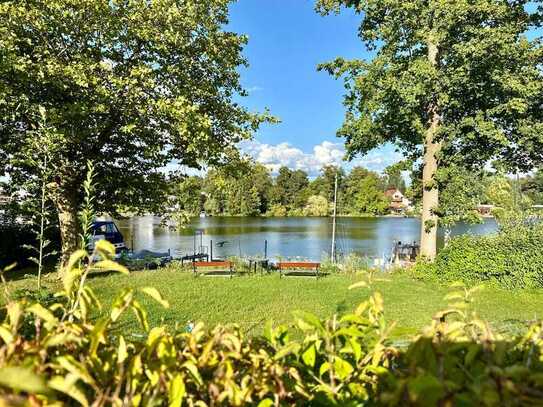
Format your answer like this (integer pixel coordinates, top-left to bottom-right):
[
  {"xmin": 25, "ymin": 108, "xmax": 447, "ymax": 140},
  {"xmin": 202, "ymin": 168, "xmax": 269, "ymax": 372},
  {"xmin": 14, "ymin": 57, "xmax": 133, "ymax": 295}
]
[
  {"xmin": 52, "ymin": 181, "xmax": 81, "ymax": 268},
  {"xmin": 420, "ymin": 39, "xmax": 442, "ymax": 261},
  {"xmin": 420, "ymin": 118, "xmax": 442, "ymax": 260}
]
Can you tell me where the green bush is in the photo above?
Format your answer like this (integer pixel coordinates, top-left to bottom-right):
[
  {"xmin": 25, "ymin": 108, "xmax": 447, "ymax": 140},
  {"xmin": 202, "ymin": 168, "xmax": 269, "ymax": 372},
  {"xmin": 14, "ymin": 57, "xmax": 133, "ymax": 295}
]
[
  {"xmin": 417, "ymin": 222, "xmax": 543, "ymax": 289},
  {"xmin": 3, "ymin": 243, "xmax": 543, "ymax": 405},
  {"xmin": 320, "ymin": 253, "xmax": 372, "ymax": 275}
]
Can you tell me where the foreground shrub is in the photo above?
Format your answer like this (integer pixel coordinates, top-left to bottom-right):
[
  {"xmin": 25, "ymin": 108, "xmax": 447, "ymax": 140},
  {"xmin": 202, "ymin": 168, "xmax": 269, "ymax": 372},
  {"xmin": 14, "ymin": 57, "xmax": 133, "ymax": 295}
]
[
  {"xmin": 416, "ymin": 221, "xmax": 543, "ymax": 289},
  {"xmin": 2, "ymin": 244, "xmax": 543, "ymax": 405}
]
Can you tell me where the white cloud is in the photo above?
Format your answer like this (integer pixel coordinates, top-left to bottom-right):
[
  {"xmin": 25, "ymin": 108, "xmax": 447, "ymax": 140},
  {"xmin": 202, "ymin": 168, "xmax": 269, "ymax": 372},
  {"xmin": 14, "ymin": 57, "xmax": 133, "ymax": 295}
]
[
  {"xmin": 240, "ymin": 140, "xmax": 403, "ymax": 176},
  {"xmin": 313, "ymin": 141, "xmax": 345, "ymax": 167},
  {"xmin": 161, "ymin": 140, "xmax": 404, "ymax": 178},
  {"xmin": 245, "ymin": 85, "xmax": 264, "ymax": 94}
]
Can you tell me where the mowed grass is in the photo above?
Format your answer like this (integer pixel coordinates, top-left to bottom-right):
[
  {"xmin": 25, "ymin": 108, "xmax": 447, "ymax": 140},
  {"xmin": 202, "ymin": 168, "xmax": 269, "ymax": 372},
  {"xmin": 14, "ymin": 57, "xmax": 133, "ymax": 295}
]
[{"xmin": 7, "ymin": 266, "xmax": 543, "ymax": 339}]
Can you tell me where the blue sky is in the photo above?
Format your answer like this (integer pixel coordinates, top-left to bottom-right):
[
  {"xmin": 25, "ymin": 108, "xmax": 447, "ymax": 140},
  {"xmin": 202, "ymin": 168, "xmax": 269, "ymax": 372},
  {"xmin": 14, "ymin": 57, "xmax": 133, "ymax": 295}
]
[{"xmin": 228, "ymin": 0, "xmax": 402, "ymax": 176}]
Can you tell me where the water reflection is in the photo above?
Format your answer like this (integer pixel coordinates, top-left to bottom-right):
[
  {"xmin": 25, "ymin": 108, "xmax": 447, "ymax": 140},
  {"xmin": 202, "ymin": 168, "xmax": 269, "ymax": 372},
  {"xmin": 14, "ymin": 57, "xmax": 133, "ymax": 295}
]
[{"xmin": 115, "ymin": 216, "xmax": 497, "ymax": 261}]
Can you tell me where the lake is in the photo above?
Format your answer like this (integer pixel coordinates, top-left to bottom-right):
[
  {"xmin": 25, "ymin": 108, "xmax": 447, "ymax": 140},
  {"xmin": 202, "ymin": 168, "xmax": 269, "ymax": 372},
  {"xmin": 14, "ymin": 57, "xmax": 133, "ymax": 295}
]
[{"xmin": 115, "ymin": 216, "xmax": 497, "ymax": 262}]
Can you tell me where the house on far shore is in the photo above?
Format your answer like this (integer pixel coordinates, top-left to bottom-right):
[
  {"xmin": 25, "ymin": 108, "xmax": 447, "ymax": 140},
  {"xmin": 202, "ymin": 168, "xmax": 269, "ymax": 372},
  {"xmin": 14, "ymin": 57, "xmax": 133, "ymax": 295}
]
[
  {"xmin": 385, "ymin": 188, "xmax": 412, "ymax": 214},
  {"xmin": 476, "ymin": 204, "xmax": 495, "ymax": 217}
]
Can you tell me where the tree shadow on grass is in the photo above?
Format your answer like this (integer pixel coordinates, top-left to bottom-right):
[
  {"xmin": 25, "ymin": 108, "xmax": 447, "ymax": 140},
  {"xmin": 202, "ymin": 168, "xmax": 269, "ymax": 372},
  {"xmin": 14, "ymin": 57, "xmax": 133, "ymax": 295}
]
[{"xmin": 2, "ymin": 261, "xmax": 57, "ymax": 282}]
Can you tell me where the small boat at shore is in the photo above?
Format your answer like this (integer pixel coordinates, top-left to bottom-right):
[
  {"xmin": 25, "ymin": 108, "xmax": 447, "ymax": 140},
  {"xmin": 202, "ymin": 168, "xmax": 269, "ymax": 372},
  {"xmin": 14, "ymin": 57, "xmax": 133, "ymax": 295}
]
[{"xmin": 89, "ymin": 221, "xmax": 127, "ymax": 254}]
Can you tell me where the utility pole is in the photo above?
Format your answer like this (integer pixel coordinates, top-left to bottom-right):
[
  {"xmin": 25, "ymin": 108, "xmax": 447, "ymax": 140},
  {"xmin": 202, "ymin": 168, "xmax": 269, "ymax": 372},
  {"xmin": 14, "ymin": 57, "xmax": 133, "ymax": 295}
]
[{"xmin": 331, "ymin": 170, "xmax": 338, "ymax": 263}]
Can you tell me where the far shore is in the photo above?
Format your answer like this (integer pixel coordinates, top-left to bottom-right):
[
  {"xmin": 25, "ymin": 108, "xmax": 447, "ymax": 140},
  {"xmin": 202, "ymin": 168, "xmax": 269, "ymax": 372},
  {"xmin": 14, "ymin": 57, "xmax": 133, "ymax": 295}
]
[{"xmin": 115, "ymin": 213, "xmax": 496, "ymax": 220}]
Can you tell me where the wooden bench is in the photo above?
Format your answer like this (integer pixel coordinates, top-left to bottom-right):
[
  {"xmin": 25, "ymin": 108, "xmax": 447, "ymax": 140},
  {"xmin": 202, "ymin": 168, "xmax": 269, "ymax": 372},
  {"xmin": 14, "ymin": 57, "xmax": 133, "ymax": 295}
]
[
  {"xmin": 277, "ymin": 262, "xmax": 321, "ymax": 279},
  {"xmin": 193, "ymin": 261, "xmax": 234, "ymax": 278}
]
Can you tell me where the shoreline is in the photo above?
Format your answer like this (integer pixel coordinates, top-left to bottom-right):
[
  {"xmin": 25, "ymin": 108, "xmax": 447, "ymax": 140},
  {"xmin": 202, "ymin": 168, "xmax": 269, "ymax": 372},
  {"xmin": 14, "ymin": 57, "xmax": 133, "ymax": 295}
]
[{"xmin": 115, "ymin": 213, "xmax": 498, "ymax": 220}]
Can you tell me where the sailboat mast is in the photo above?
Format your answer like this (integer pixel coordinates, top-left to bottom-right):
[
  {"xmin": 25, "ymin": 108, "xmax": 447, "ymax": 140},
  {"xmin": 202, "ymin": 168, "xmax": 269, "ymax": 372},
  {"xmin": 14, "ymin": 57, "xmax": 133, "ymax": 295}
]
[{"xmin": 331, "ymin": 170, "xmax": 338, "ymax": 263}]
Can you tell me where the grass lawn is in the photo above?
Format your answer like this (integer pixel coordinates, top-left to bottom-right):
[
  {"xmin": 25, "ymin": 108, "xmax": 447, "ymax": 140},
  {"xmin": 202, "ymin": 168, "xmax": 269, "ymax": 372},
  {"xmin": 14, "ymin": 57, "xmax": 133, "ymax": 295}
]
[{"xmin": 5, "ymin": 267, "xmax": 543, "ymax": 339}]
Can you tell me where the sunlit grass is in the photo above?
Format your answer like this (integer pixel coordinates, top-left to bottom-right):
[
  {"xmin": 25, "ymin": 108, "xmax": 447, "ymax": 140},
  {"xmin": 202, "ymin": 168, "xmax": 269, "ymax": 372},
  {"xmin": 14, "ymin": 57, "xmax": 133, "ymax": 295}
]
[{"xmin": 5, "ymin": 266, "xmax": 543, "ymax": 339}]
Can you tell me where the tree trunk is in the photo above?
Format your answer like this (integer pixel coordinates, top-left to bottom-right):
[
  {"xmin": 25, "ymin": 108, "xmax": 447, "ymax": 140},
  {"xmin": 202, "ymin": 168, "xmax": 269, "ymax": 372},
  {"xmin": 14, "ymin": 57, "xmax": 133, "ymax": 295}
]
[
  {"xmin": 54, "ymin": 185, "xmax": 80, "ymax": 269},
  {"xmin": 420, "ymin": 39, "xmax": 442, "ymax": 261}
]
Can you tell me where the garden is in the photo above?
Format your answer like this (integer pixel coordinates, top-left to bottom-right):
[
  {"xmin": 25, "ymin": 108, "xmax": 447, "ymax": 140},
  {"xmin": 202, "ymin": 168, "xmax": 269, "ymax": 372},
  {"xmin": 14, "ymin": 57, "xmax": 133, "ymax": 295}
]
[
  {"xmin": 3, "ymin": 236, "xmax": 543, "ymax": 405},
  {"xmin": 2, "ymin": 0, "xmax": 543, "ymax": 405}
]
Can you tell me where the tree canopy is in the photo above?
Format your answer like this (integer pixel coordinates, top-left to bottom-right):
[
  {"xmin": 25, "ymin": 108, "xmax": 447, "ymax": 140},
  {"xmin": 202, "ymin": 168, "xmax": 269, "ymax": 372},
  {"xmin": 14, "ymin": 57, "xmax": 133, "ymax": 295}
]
[
  {"xmin": 174, "ymin": 161, "xmax": 395, "ymax": 217},
  {"xmin": 317, "ymin": 0, "xmax": 543, "ymax": 259},
  {"xmin": 0, "ymin": 0, "xmax": 271, "ymax": 261}
]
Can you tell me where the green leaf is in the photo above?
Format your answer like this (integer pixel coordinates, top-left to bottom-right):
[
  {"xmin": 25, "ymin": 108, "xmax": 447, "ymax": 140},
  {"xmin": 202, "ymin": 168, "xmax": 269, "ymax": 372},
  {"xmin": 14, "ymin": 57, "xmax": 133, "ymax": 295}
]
[
  {"xmin": 169, "ymin": 374, "xmax": 185, "ymax": 407},
  {"xmin": 48, "ymin": 375, "xmax": 89, "ymax": 407},
  {"xmin": 4, "ymin": 263, "xmax": 17, "ymax": 272},
  {"xmin": 333, "ymin": 357, "xmax": 354, "ymax": 380},
  {"xmin": 465, "ymin": 344, "xmax": 480, "ymax": 366},
  {"xmin": 65, "ymin": 250, "xmax": 88, "ymax": 272},
  {"xmin": 44, "ymin": 333, "xmax": 80, "ymax": 348},
  {"xmin": 257, "ymin": 399, "xmax": 274, "ymax": 407},
  {"xmin": 347, "ymin": 338, "xmax": 362, "ymax": 362},
  {"xmin": 182, "ymin": 362, "xmax": 203, "ymax": 387},
  {"xmin": 63, "ymin": 252, "xmax": 86, "ymax": 294},
  {"xmin": 147, "ymin": 327, "xmax": 166, "ymax": 348},
  {"xmin": 118, "ymin": 336, "xmax": 128, "ymax": 364},
  {"xmin": 0, "ymin": 326, "xmax": 14, "ymax": 344},
  {"xmin": 6, "ymin": 302, "xmax": 22, "ymax": 329},
  {"xmin": 302, "ymin": 343, "xmax": 317, "ymax": 367},
  {"xmin": 55, "ymin": 356, "xmax": 95, "ymax": 386},
  {"xmin": 27, "ymin": 303, "xmax": 58, "ymax": 326},
  {"xmin": 0, "ymin": 367, "xmax": 48, "ymax": 394},
  {"xmin": 92, "ymin": 260, "xmax": 129, "ymax": 275},
  {"xmin": 89, "ymin": 317, "xmax": 110, "ymax": 357},
  {"xmin": 273, "ymin": 342, "xmax": 300, "ymax": 360},
  {"xmin": 140, "ymin": 287, "xmax": 170, "ymax": 309},
  {"xmin": 94, "ymin": 240, "xmax": 115, "ymax": 258},
  {"xmin": 319, "ymin": 361, "xmax": 331, "ymax": 377},
  {"xmin": 131, "ymin": 300, "xmax": 149, "ymax": 332},
  {"xmin": 293, "ymin": 311, "xmax": 324, "ymax": 332}
]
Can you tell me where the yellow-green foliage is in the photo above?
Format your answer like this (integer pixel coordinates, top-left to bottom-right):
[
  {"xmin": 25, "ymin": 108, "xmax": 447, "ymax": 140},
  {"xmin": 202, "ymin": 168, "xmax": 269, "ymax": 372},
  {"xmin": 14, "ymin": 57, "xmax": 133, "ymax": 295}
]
[
  {"xmin": 2, "ymin": 246, "xmax": 543, "ymax": 405},
  {"xmin": 416, "ymin": 222, "xmax": 543, "ymax": 289}
]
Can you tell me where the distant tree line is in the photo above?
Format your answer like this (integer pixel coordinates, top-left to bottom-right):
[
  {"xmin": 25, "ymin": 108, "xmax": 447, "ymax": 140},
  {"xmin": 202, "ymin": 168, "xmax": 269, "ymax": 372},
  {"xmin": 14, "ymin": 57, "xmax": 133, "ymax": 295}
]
[
  {"xmin": 171, "ymin": 160, "xmax": 409, "ymax": 217},
  {"xmin": 172, "ymin": 160, "xmax": 543, "ymax": 219}
]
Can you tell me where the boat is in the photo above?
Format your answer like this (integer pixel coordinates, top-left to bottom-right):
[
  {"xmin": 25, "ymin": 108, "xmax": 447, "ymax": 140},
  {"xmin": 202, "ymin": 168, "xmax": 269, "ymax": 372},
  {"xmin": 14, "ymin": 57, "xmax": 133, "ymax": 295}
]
[{"xmin": 89, "ymin": 221, "xmax": 127, "ymax": 255}]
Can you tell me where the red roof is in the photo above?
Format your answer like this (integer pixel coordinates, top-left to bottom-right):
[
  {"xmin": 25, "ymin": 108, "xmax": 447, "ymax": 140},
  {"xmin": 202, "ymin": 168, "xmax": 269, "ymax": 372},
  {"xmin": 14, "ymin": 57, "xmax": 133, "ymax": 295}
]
[{"xmin": 384, "ymin": 188, "xmax": 398, "ymax": 198}]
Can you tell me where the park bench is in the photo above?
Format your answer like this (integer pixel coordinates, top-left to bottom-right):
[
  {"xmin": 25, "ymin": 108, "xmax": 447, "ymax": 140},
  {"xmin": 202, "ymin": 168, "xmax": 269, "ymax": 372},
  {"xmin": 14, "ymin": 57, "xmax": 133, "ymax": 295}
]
[
  {"xmin": 193, "ymin": 261, "xmax": 234, "ymax": 278},
  {"xmin": 277, "ymin": 262, "xmax": 321, "ymax": 279}
]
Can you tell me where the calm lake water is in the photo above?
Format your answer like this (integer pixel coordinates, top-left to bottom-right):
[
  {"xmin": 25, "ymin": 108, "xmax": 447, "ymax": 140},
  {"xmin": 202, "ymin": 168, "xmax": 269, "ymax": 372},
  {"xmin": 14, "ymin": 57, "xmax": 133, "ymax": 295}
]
[{"xmin": 115, "ymin": 216, "xmax": 497, "ymax": 262}]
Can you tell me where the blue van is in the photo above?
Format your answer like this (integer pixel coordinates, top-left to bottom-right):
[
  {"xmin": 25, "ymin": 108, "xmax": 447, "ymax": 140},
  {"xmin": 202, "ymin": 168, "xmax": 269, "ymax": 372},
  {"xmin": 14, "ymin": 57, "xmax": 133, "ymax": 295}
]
[{"xmin": 89, "ymin": 221, "xmax": 127, "ymax": 254}]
